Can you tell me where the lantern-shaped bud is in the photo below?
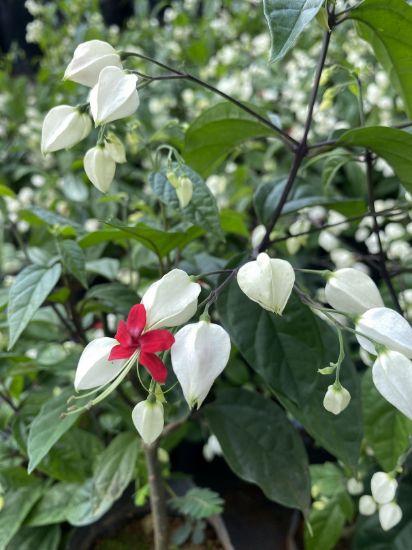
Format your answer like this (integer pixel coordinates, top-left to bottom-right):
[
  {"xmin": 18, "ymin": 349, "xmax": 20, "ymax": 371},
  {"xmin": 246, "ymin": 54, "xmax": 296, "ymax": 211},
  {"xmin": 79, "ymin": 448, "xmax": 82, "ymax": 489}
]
[
  {"xmin": 41, "ymin": 106, "xmax": 92, "ymax": 154},
  {"xmin": 359, "ymin": 495, "xmax": 377, "ymax": 516},
  {"xmin": 84, "ymin": 144, "xmax": 116, "ymax": 193},
  {"xmin": 64, "ymin": 40, "xmax": 122, "ymax": 87},
  {"xmin": 237, "ymin": 253, "xmax": 295, "ymax": 315},
  {"xmin": 325, "ymin": 268, "xmax": 384, "ymax": 315},
  {"xmin": 371, "ymin": 472, "xmax": 398, "ymax": 504},
  {"xmin": 379, "ymin": 502, "xmax": 402, "ymax": 531},
  {"xmin": 132, "ymin": 398, "xmax": 164, "ymax": 445},
  {"xmin": 347, "ymin": 478, "xmax": 364, "ymax": 496},
  {"xmin": 323, "ymin": 383, "xmax": 351, "ymax": 415}
]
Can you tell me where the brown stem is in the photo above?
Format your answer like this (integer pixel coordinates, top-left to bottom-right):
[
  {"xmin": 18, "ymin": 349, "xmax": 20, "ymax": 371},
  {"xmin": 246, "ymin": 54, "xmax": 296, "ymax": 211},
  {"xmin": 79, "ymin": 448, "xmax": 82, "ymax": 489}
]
[{"xmin": 144, "ymin": 442, "xmax": 169, "ymax": 550}]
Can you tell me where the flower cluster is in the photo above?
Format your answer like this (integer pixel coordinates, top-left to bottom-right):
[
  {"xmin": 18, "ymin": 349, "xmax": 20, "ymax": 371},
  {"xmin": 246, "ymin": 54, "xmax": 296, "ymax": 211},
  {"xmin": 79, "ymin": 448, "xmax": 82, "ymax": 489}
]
[{"xmin": 358, "ymin": 471, "xmax": 402, "ymax": 531}]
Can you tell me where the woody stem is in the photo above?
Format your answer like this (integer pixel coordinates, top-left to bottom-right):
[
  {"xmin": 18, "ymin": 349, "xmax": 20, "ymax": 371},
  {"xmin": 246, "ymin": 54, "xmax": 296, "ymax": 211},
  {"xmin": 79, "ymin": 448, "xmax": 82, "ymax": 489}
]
[{"xmin": 144, "ymin": 439, "xmax": 169, "ymax": 550}]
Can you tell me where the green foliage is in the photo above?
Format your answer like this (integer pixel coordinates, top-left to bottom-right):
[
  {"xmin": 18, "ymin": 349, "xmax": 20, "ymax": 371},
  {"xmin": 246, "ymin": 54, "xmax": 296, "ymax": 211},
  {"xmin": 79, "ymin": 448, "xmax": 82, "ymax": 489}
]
[
  {"xmin": 205, "ymin": 388, "xmax": 311, "ymax": 514},
  {"xmin": 169, "ymin": 487, "xmax": 224, "ymax": 520},
  {"xmin": 60, "ymin": 239, "xmax": 88, "ymax": 288}
]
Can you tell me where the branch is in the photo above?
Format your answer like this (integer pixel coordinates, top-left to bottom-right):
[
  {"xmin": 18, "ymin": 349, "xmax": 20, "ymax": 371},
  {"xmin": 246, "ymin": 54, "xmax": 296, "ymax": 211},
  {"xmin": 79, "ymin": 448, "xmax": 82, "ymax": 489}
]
[
  {"xmin": 121, "ymin": 51, "xmax": 298, "ymax": 150},
  {"xmin": 144, "ymin": 441, "xmax": 169, "ymax": 550}
]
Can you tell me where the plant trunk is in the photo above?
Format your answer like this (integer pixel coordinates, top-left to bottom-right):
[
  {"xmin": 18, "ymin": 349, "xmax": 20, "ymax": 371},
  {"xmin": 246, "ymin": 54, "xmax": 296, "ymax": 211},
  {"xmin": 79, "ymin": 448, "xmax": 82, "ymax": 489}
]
[{"xmin": 144, "ymin": 442, "xmax": 169, "ymax": 550}]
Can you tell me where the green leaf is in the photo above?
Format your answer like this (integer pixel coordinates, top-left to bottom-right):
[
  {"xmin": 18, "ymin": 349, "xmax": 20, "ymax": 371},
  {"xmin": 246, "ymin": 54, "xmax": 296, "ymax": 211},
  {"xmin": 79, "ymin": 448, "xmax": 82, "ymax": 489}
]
[
  {"xmin": 27, "ymin": 388, "xmax": 80, "ymax": 474},
  {"xmin": 349, "ymin": 0, "xmax": 412, "ymax": 117},
  {"xmin": 169, "ymin": 488, "xmax": 224, "ymax": 519},
  {"xmin": 362, "ymin": 369, "xmax": 412, "ymax": 471},
  {"xmin": 26, "ymin": 483, "xmax": 77, "ymax": 526},
  {"xmin": 23, "ymin": 206, "xmax": 82, "ymax": 231},
  {"xmin": 91, "ymin": 432, "xmax": 139, "ymax": 516},
  {"xmin": 6, "ymin": 526, "xmax": 61, "ymax": 550},
  {"xmin": 0, "ymin": 184, "xmax": 16, "ymax": 198},
  {"xmin": 338, "ymin": 127, "xmax": 412, "ymax": 191},
  {"xmin": 149, "ymin": 163, "xmax": 223, "ymax": 239},
  {"xmin": 205, "ymin": 388, "xmax": 311, "ymax": 514},
  {"xmin": 103, "ymin": 221, "xmax": 204, "ymax": 258},
  {"xmin": 0, "ymin": 484, "xmax": 43, "ymax": 549},
  {"xmin": 183, "ymin": 102, "xmax": 274, "ymax": 176},
  {"xmin": 254, "ymin": 178, "xmax": 365, "ymax": 224},
  {"xmin": 217, "ymin": 276, "xmax": 362, "ymax": 470},
  {"xmin": 85, "ymin": 283, "xmax": 138, "ymax": 314},
  {"xmin": 304, "ymin": 497, "xmax": 347, "ymax": 550},
  {"xmin": 263, "ymin": 0, "xmax": 324, "ymax": 63},
  {"xmin": 7, "ymin": 263, "xmax": 62, "ymax": 350},
  {"xmin": 60, "ymin": 240, "xmax": 88, "ymax": 288}
]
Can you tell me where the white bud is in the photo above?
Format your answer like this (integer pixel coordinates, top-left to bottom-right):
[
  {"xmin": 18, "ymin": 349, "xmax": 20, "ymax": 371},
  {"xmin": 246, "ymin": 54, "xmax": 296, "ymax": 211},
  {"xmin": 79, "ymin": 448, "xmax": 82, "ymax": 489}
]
[
  {"xmin": 251, "ymin": 224, "xmax": 266, "ymax": 249},
  {"xmin": 318, "ymin": 230, "xmax": 339, "ymax": 252},
  {"xmin": 84, "ymin": 145, "xmax": 116, "ymax": 193},
  {"xmin": 372, "ymin": 350, "xmax": 412, "ymax": 420},
  {"xmin": 347, "ymin": 478, "xmax": 364, "ymax": 496},
  {"xmin": 105, "ymin": 133, "xmax": 126, "ymax": 163},
  {"xmin": 237, "ymin": 253, "xmax": 295, "ymax": 315},
  {"xmin": 41, "ymin": 106, "xmax": 92, "ymax": 154},
  {"xmin": 359, "ymin": 495, "xmax": 377, "ymax": 516},
  {"xmin": 356, "ymin": 307, "xmax": 412, "ymax": 358},
  {"xmin": 171, "ymin": 320, "xmax": 231, "ymax": 409},
  {"xmin": 203, "ymin": 434, "xmax": 223, "ymax": 462},
  {"xmin": 142, "ymin": 269, "xmax": 201, "ymax": 330},
  {"xmin": 323, "ymin": 384, "xmax": 351, "ymax": 415},
  {"xmin": 379, "ymin": 502, "xmax": 402, "ymax": 531},
  {"xmin": 132, "ymin": 399, "xmax": 164, "ymax": 445},
  {"xmin": 89, "ymin": 66, "xmax": 139, "ymax": 126},
  {"xmin": 325, "ymin": 268, "xmax": 384, "ymax": 315},
  {"xmin": 371, "ymin": 472, "xmax": 398, "ymax": 504},
  {"xmin": 173, "ymin": 176, "xmax": 193, "ymax": 208},
  {"xmin": 64, "ymin": 40, "xmax": 122, "ymax": 87}
]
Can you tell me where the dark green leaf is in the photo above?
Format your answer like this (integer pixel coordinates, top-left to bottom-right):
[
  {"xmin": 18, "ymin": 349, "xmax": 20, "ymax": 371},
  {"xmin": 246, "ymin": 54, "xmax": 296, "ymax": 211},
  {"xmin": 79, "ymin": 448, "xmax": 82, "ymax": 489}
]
[
  {"xmin": 263, "ymin": 0, "xmax": 324, "ymax": 63},
  {"xmin": 27, "ymin": 388, "xmax": 80, "ymax": 474},
  {"xmin": 183, "ymin": 102, "xmax": 274, "ymax": 176},
  {"xmin": 362, "ymin": 369, "xmax": 412, "ymax": 471},
  {"xmin": 205, "ymin": 388, "xmax": 311, "ymax": 514},
  {"xmin": 350, "ymin": 0, "xmax": 412, "ymax": 117},
  {"xmin": 338, "ymin": 127, "xmax": 412, "ymax": 191},
  {"xmin": 7, "ymin": 263, "xmax": 62, "ymax": 350},
  {"xmin": 85, "ymin": 283, "xmax": 138, "ymax": 314},
  {"xmin": 60, "ymin": 240, "xmax": 88, "ymax": 288},
  {"xmin": 304, "ymin": 497, "xmax": 347, "ymax": 550},
  {"xmin": 23, "ymin": 206, "xmax": 82, "ymax": 230},
  {"xmin": 149, "ymin": 163, "xmax": 223, "ymax": 239},
  {"xmin": 7, "ymin": 526, "xmax": 61, "ymax": 550},
  {"xmin": 27, "ymin": 483, "xmax": 77, "ymax": 526},
  {"xmin": 0, "ymin": 484, "xmax": 42, "ymax": 549},
  {"xmin": 217, "ymin": 278, "xmax": 362, "ymax": 470}
]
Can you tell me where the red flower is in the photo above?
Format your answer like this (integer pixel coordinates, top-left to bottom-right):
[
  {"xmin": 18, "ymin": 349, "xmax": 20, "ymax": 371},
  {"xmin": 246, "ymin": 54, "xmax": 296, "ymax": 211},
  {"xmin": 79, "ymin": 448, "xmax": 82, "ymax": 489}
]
[{"xmin": 108, "ymin": 304, "xmax": 174, "ymax": 383}]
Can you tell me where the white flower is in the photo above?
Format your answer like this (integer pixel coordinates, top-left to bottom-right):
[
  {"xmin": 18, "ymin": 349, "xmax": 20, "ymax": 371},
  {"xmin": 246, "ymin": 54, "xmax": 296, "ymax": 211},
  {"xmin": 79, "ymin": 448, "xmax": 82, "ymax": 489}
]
[
  {"xmin": 325, "ymin": 268, "xmax": 384, "ymax": 315},
  {"xmin": 64, "ymin": 40, "xmax": 122, "ymax": 87},
  {"xmin": 41, "ymin": 106, "xmax": 91, "ymax": 154},
  {"xmin": 359, "ymin": 495, "xmax": 377, "ymax": 516},
  {"xmin": 89, "ymin": 66, "xmax": 139, "ymax": 126},
  {"xmin": 318, "ymin": 230, "xmax": 339, "ymax": 252},
  {"xmin": 372, "ymin": 350, "xmax": 412, "ymax": 420},
  {"xmin": 203, "ymin": 434, "xmax": 223, "ymax": 462},
  {"xmin": 237, "ymin": 253, "xmax": 295, "ymax": 315},
  {"xmin": 132, "ymin": 399, "xmax": 164, "ymax": 445},
  {"xmin": 347, "ymin": 478, "xmax": 364, "ymax": 496},
  {"xmin": 379, "ymin": 502, "xmax": 402, "ymax": 531},
  {"xmin": 74, "ymin": 337, "xmax": 126, "ymax": 390},
  {"xmin": 251, "ymin": 225, "xmax": 266, "ymax": 249},
  {"xmin": 323, "ymin": 384, "xmax": 351, "ymax": 415},
  {"xmin": 371, "ymin": 472, "xmax": 398, "ymax": 504},
  {"xmin": 142, "ymin": 269, "xmax": 201, "ymax": 330},
  {"xmin": 356, "ymin": 307, "xmax": 412, "ymax": 358},
  {"xmin": 84, "ymin": 145, "xmax": 116, "ymax": 193},
  {"xmin": 171, "ymin": 320, "xmax": 231, "ymax": 409}
]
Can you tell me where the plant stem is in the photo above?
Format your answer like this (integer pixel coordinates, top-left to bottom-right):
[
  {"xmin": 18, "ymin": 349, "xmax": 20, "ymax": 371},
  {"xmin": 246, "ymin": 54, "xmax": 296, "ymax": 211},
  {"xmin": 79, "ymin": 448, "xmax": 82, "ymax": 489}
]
[
  {"xmin": 257, "ymin": 28, "xmax": 332, "ymax": 254},
  {"xmin": 144, "ymin": 441, "xmax": 169, "ymax": 550}
]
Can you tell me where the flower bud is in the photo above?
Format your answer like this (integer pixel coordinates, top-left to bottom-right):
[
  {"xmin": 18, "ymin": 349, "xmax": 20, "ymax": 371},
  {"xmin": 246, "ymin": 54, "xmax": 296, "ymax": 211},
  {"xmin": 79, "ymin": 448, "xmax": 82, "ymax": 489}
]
[
  {"xmin": 64, "ymin": 40, "xmax": 122, "ymax": 87},
  {"xmin": 347, "ymin": 478, "xmax": 364, "ymax": 496},
  {"xmin": 323, "ymin": 383, "xmax": 351, "ymax": 415},
  {"xmin": 142, "ymin": 269, "xmax": 201, "ymax": 330},
  {"xmin": 171, "ymin": 320, "xmax": 231, "ymax": 409},
  {"xmin": 104, "ymin": 133, "xmax": 126, "ymax": 163},
  {"xmin": 84, "ymin": 145, "xmax": 116, "ymax": 193},
  {"xmin": 379, "ymin": 502, "xmax": 402, "ymax": 531},
  {"xmin": 372, "ymin": 350, "xmax": 412, "ymax": 420},
  {"xmin": 251, "ymin": 224, "xmax": 266, "ymax": 249},
  {"xmin": 132, "ymin": 399, "xmax": 164, "ymax": 445},
  {"xmin": 41, "ymin": 105, "xmax": 92, "ymax": 154},
  {"xmin": 89, "ymin": 66, "xmax": 139, "ymax": 126},
  {"xmin": 174, "ymin": 176, "xmax": 193, "ymax": 208},
  {"xmin": 237, "ymin": 253, "xmax": 295, "ymax": 315},
  {"xmin": 325, "ymin": 268, "xmax": 384, "ymax": 315},
  {"xmin": 359, "ymin": 495, "xmax": 377, "ymax": 516},
  {"xmin": 356, "ymin": 307, "xmax": 412, "ymax": 358},
  {"xmin": 371, "ymin": 472, "xmax": 398, "ymax": 504},
  {"xmin": 74, "ymin": 337, "xmax": 126, "ymax": 390}
]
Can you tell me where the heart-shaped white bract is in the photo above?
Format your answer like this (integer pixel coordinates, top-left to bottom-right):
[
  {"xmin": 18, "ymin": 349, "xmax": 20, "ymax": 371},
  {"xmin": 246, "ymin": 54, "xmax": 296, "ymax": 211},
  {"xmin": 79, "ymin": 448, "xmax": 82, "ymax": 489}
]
[
  {"xmin": 74, "ymin": 337, "xmax": 127, "ymax": 391},
  {"xmin": 64, "ymin": 40, "xmax": 122, "ymax": 87},
  {"xmin": 371, "ymin": 471, "xmax": 398, "ymax": 504},
  {"xmin": 356, "ymin": 307, "xmax": 412, "ymax": 358},
  {"xmin": 89, "ymin": 66, "xmax": 139, "ymax": 125},
  {"xmin": 372, "ymin": 350, "xmax": 412, "ymax": 420},
  {"xmin": 132, "ymin": 399, "xmax": 164, "ymax": 445},
  {"xmin": 41, "ymin": 105, "xmax": 92, "ymax": 154},
  {"xmin": 379, "ymin": 502, "xmax": 403, "ymax": 531},
  {"xmin": 237, "ymin": 253, "xmax": 295, "ymax": 315},
  {"xmin": 84, "ymin": 145, "xmax": 116, "ymax": 193}
]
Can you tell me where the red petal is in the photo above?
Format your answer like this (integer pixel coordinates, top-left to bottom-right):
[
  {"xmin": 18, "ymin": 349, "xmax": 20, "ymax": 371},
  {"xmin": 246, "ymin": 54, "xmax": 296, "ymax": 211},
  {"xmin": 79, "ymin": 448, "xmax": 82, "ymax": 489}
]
[
  {"xmin": 115, "ymin": 320, "xmax": 132, "ymax": 347},
  {"xmin": 139, "ymin": 352, "xmax": 168, "ymax": 383},
  {"xmin": 108, "ymin": 344, "xmax": 135, "ymax": 361},
  {"xmin": 139, "ymin": 330, "xmax": 175, "ymax": 353},
  {"xmin": 127, "ymin": 304, "xmax": 146, "ymax": 340}
]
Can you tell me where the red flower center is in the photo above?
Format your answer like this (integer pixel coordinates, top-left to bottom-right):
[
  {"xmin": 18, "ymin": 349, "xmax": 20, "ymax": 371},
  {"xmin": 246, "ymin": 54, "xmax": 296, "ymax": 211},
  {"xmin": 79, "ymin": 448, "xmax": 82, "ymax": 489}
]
[{"xmin": 108, "ymin": 303, "xmax": 174, "ymax": 383}]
